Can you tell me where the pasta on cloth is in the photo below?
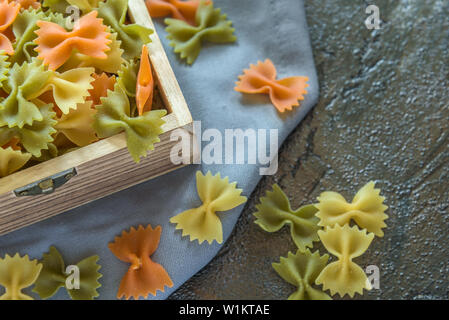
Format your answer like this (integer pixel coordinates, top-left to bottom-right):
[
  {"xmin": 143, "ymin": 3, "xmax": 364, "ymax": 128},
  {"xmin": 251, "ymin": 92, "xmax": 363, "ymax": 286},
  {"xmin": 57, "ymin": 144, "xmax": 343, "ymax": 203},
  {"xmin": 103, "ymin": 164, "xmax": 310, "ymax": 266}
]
[
  {"xmin": 254, "ymin": 184, "xmax": 320, "ymax": 251},
  {"xmin": 136, "ymin": 45, "xmax": 154, "ymax": 116},
  {"xmin": 170, "ymin": 171, "xmax": 247, "ymax": 244},
  {"xmin": 108, "ymin": 225, "xmax": 173, "ymax": 300},
  {"xmin": 145, "ymin": 0, "xmax": 204, "ymax": 26},
  {"xmin": 0, "ymin": 0, "xmax": 20, "ymax": 55},
  {"xmin": 316, "ymin": 224, "xmax": 374, "ymax": 297},
  {"xmin": 34, "ymin": 10, "xmax": 111, "ymax": 70},
  {"xmin": 33, "ymin": 246, "xmax": 102, "ymax": 300},
  {"xmin": 273, "ymin": 249, "xmax": 331, "ymax": 300},
  {"xmin": 0, "ymin": 253, "xmax": 42, "ymax": 300},
  {"xmin": 165, "ymin": 0, "xmax": 236, "ymax": 64},
  {"xmin": 315, "ymin": 181, "xmax": 388, "ymax": 237},
  {"xmin": 235, "ymin": 59, "xmax": 309, "ymax": 113}
]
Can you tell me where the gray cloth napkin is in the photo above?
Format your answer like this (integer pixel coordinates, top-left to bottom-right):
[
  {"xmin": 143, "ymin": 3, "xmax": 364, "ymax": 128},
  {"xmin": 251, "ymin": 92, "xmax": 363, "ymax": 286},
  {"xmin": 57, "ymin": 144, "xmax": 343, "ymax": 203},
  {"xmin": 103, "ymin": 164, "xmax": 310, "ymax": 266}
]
[{"xmin": 0, "ymin": 0, "xmax": 318, "ymax": 299}]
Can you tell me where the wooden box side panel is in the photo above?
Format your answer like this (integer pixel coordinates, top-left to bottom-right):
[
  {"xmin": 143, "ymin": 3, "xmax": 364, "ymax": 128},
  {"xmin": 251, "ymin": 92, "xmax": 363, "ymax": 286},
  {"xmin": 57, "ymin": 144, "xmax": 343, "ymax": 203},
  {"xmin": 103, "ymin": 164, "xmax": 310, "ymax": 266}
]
[{"xmin": 0, "ymin": 128, "xmax": 193, "ymax": 236}]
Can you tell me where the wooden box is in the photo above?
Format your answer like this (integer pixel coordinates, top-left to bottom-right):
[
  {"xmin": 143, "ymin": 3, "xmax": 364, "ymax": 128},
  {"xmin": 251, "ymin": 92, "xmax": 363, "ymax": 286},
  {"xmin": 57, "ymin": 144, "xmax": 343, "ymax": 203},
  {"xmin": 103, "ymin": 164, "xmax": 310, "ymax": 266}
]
[{"xmin": 0, "ymin": 0, "xmax": 193, "ymax": 236}]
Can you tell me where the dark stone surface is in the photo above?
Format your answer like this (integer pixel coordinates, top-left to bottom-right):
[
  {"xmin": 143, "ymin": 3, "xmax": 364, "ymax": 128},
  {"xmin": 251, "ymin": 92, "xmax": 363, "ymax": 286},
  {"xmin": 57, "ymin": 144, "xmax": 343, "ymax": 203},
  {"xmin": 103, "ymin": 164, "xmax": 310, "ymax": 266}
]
[{"xmin": 170, "ymin": 0, "xmax": 449, "ymax": 299}]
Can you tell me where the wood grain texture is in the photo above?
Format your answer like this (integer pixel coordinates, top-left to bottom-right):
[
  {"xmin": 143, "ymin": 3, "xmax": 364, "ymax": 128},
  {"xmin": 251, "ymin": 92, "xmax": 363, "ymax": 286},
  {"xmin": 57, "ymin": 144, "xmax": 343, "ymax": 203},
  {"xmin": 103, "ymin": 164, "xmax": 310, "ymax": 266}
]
[{"xmin": 0, "ymin": 0, "xmax": 193, "ymax": 235}]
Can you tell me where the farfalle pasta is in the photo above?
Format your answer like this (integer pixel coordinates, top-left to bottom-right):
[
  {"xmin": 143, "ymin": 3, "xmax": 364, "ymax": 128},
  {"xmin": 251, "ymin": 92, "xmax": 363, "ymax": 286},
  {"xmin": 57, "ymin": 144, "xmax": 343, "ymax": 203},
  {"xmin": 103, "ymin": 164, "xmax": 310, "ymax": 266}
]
[
  {"xmin": 254, "ymin": 184, "xmax": 320, "ymax": 251},
  {"xmin": 170, "ymin": 171, "xmax": 247, "ymax": 244},
  {"xmin": 34, "ymin": 10, "xmax": 111, "ymax": 70},
  {"xmin": 315, "ymin": 181, "xmax": 388, "ymax": 237},
  {"xmin": 146, "ymin": 0, "xmax": 203, "ymax": 25},
  {"xmin": 0, "ymin": 2, "xmax": 166, "ymax": 178},
  {"xmin": 235, "ymin": 59, "xmax": 309, "ymax": 113},
  {"xmin": 315, "ymin": 224, "xmax": 374, "ymax": 297},
  {"xmin": 0, "ymin": 59, "xmax": 52, "ymax": 128},
  {"xmin": 96, "ymin": 0, "xmax": 153, "ymax": 60},
  {"xmin": 165, "ymin": 0, "xmax": 236, "ymax": 64},
  {"xmin": 273, "ymin": 249, "xmax": 331, "ymax": 300},
  {"xmin": 33, "ymin": 246, "xmax": 102, "ymax": 300},
  {"xmin": 0, "ymin": 0, "xmax": 20, "ymax": 55},
  {"xmin": 108, "ymin": 224, "xmax": 173, "ymax": 300},
  {"xmin": 136, "ymin": 45, "xmax": 153, "ymax": 115},
  {"xmin": 0, "ymin": 253, "xmax": 42, "ymax": 300}
]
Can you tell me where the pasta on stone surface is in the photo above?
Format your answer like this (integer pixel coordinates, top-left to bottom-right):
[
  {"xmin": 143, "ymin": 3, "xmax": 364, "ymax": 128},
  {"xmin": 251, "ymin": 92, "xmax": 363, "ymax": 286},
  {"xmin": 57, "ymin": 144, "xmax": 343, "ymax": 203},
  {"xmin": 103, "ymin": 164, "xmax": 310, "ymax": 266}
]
[
  {"xmin": 254, "ymin": 184, "xmax": 320, "ymax": 251},
  {"xmin": 33, "ymin": 246, "xmax": 102, "ymax": 300},
  {"xmin": 0, "ymin": 253, "xmax": 42, "ymax": 300},
  {"xmin": 316, "ymin": 224, "xmax": 374, "ymax": 298},
  {"xmin": 170, "ymin": 171, "xmax": 247, "ymax": 244},
  {"xmin": 165, "ymin": 0, "xmax": 236, "ymax": 64},
  {"xmin": 55, "ymin": 101, "xmax": 98, "ymax": 147},
  {"xmin": 273, "ymin": 249, "xmax": 331, "ymax": 300},
  {"xmin": 108, "ymin": 224, "xmax": 173, "ymax": 300},
  {"xmin": 315, "ymin": 181, "xmax": 388, "ymax": 237}
]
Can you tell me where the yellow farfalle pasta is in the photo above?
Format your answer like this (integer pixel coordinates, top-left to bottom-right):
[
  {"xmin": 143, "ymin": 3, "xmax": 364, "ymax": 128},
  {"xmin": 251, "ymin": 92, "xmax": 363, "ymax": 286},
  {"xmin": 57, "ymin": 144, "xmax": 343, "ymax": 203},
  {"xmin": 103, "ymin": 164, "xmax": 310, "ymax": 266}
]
[
  {"xmin": 55, "ymin": 101, "xmax": 98, "ymax": 147},
  {"xmin": 30, "ymin": 67, "xmax": 95, "ymax": 114},
  {"xmin": 315, "ymin": 181, "xmax": 388, "ymax": 237},
  {"xmin": 0, "ymin": 146, "xmax": 32, "ymax": 177},
  {"xmin": 315, "ymin": 224, "xmax": 374, "ymax": 297},
  {"xmin": 0, "ymin": 253, "xmax": 42, "ymax": 300},
  {"xmin": 273, "ymin": 249, "xmax": 331, "ymax": 300},
  {"xmin": 170, "ymin": 171, "xmax": 247, "ymax": 244}
]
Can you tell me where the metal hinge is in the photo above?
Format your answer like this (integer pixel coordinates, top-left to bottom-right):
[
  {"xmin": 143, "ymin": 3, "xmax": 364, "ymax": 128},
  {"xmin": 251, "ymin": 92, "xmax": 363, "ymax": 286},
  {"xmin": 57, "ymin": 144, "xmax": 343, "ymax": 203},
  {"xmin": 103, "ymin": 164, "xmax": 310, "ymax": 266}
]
[{"xmin": 14, "ymin": 168, "xmax": 77, "ymax": 197}]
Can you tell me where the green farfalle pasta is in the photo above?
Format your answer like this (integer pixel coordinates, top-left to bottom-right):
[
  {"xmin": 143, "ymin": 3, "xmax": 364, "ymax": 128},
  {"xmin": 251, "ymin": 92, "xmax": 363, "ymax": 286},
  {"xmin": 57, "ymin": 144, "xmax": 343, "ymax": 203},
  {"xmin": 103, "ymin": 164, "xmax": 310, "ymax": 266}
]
[
  {"xmin": 96, "ymin": 0, "xmax": 153, "ymax": 60},
  {"xmin": 165, "ymin": 0, "xmax": 236, "ymax": 64},
  {"xmin": 0, "ymin": 102, "xmax": 56, "ymax": 157},
  {"xmin": 0, "ymin": 51, "xmax": 10, "ymax": 87},
  {"xmin": 33, "ymin": 246, "xmax": 102, "ymax": 300},
  {"xmin": 254, "ymin": 184, "xmax": 320, "ymax": 251},
  {"xmin": 93, "ymin": 84, "xmax": 166, "ymax": 162},
  {"xmin": 273, "ymin": 249, "xmax": 331, "ymax": 300},
  {"xmin": 10, "ymin": 8, "xmax": 47, "ymax": 66},
  {"xmin": 0, "ymin": 59, "xmax": 52, "ymax": 128},
  {"xmin": 117, "ymin": 59, "xmax": 138, "ymax": 97}
]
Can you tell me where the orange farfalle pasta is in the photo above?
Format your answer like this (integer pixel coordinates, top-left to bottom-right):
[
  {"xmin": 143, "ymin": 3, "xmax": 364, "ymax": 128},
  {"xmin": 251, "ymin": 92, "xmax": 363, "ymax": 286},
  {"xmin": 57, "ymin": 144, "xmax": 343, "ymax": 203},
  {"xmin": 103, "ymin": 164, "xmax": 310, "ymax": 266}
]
[
  {"xmin": 108, "ymin": 225, "xmax": 173, "ymax": 300},
  {"xmin": 136, "ymin": 45, "xmax": 153, "ymax": 116},
  {"xmin": 2, "ymin": 137, "xmax": 20, "ymax": 150},
  {"xmin": 34, "ymin": 11, "xmax": 111, "ymax": 70},
  {"xmin": 235, "ymin": 59, "xmax": 309, "ymax": 113},
  {"xmin": 0, "ymin": 0, "xmax": 20, "ymax": 55},
  {"xmin": 145, "ymin": 0, "xmax": 203, "ymax": 25},
  {"xmin": 87, "ymin": 73, "xmax": 116, "ymax": 106}
]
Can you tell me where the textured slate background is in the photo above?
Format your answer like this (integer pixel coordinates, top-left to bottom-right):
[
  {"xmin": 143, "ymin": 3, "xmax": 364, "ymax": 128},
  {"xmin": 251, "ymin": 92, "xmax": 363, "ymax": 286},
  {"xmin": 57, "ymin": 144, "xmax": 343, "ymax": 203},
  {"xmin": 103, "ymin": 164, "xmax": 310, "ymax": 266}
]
[{"xmin": 170, "ymin": 0, "xmax": 449, "ymax": 299}]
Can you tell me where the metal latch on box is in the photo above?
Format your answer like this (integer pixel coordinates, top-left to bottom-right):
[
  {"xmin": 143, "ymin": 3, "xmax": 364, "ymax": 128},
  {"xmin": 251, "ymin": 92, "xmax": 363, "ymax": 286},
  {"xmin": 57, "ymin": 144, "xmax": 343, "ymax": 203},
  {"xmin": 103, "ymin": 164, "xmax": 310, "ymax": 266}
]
[{"xmin": 14, "ymin": 168, "xmax": 77, "ymax": 197}]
